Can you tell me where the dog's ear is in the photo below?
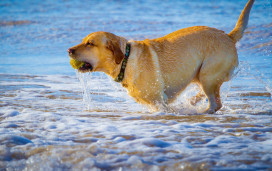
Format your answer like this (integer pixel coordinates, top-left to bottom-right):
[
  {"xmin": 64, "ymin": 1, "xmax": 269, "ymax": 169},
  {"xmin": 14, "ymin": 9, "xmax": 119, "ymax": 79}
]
[{"xmin": 106, "ymin": 40, "xmax": 125, "ymax": 64}]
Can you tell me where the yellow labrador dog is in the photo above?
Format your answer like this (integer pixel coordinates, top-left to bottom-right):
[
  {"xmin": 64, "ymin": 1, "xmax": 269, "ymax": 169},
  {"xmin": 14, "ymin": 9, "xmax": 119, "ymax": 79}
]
[{"xmin": 68, "ymin": 0, "xmax": 254, "ymax": 113}]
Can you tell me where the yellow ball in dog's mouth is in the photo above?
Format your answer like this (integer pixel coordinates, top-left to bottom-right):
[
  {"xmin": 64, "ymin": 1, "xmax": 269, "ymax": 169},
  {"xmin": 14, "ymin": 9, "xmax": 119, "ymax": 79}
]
[{"xmin": 70, "ymin": 58, "xmax": 85, "ymax": 69}]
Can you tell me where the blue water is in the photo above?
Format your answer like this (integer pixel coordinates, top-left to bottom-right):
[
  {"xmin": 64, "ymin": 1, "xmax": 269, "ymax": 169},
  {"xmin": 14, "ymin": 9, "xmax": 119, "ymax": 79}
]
[
  {"xmin": 0, "ymin": 0, "xmax": 271, "ymax": 75},
  {"xmin": 0, "ymin": 0, "xmax": 272, "ymax": 170}
]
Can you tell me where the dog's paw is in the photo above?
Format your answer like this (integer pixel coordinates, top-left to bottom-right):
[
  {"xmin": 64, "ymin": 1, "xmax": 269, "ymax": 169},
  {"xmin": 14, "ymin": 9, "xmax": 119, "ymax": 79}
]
[{"xmin": 203, "ymin": 108, "xmax": 216, "ymax": 114}]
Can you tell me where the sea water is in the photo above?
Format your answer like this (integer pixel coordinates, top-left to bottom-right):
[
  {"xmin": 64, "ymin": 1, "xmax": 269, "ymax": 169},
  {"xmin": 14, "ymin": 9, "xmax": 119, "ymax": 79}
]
[{"xmin": 0, "ymin": 0, "xmax": 272, "ymax": 170}]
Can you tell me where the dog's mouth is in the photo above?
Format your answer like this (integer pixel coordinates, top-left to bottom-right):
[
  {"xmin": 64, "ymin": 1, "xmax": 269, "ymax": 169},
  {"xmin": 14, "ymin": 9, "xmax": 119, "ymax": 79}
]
[{"xmin": 79, "ymin": 62, "xmax": 93, "ymax": 72}]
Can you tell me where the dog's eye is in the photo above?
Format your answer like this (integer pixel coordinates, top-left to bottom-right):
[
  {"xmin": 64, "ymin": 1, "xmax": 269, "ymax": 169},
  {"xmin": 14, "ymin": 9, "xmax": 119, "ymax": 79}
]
[{"xmin": 86, "ymin": 42, "xmax": 94, "ymax": 46}]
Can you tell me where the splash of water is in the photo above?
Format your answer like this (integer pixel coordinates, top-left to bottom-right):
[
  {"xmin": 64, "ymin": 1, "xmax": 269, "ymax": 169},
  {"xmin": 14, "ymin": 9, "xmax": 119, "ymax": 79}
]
[
  {"xmin": 75, "ymin": 71, "xmax": 94, "ymax": 111},
  {"xmin": 225, "ymin": 61, "xmax": 272, "ymax": 114},
  {"xmin": 239, "ymin": 61, "xmax": 272, "ymax": 96}
]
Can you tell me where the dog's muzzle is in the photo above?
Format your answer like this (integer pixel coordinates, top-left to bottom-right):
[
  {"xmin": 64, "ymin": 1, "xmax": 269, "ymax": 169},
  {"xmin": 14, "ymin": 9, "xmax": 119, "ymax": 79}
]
[{"xmin": 68, "ymin": 48, "xmax": 93, "ymax": 72}]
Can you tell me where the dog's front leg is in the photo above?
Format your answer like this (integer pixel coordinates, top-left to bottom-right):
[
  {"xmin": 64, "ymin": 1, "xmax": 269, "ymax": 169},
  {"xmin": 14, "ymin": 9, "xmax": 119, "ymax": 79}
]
[{"xmin": 150, "ymin": 92, "xmax": 176, "ymax": 113}]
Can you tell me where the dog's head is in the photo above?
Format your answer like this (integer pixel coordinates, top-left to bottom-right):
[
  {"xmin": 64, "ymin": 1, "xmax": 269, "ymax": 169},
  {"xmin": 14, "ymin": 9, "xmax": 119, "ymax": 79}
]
[{"xmin": 68, "ymin": 32, "xmax": 126, "ymax": 75}]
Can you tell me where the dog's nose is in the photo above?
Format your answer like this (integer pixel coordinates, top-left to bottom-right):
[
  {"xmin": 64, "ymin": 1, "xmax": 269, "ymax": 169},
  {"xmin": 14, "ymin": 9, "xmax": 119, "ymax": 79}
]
[{"xmin": 67, "ymin": 48, "xmax": 74, "ymax": 54}]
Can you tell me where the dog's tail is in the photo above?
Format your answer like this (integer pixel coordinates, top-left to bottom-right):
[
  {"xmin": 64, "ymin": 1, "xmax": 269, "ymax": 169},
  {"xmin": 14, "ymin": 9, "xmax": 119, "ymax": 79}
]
[{"xmin": 228, "ymin": 0, "xmax": 255, "ymax": 43}]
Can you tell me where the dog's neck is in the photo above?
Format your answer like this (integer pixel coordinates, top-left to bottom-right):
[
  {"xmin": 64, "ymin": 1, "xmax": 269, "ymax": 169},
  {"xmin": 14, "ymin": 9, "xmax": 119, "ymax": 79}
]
[{"xmin": 114, "ymin": 43, "xmax": 131, "ymax": 82}]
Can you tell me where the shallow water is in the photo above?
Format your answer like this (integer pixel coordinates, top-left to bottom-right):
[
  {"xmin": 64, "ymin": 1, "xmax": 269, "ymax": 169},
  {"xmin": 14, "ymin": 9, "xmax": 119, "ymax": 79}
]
[{"xmin": 1, "ymin": 0, "xmax": 272, "ymax": 170}]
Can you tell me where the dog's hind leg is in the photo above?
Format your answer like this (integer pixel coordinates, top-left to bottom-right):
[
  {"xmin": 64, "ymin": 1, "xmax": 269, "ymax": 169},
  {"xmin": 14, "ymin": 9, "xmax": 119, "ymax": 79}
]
[
  {"xmin": 198, "ymin": 58, "xmax": 227, "ymax": 114},
  {"xmin": 197, "ymin": 47, "xmax": 238, "ymax": 114},
  {"xmin": 200, "ymin": 81, "xmax": 223, "ymax": 114}
]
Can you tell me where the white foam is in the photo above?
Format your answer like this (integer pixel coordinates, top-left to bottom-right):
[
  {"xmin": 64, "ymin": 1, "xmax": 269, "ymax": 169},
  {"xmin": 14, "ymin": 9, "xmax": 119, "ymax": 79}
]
[{"xmin": 0, "ymin": 72, "xmax": 272, "ymax": 170}]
